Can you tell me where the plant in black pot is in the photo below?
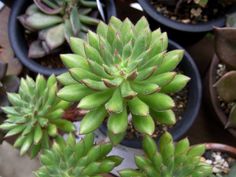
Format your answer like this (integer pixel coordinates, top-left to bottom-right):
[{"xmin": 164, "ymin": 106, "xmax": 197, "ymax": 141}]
[
  {"xmin": 137, "ymin": 0, "xmax": 236, "ymax": 45},
  {"xmin": 9, "ymin": 0, "xmax": 116, "ymax": 75},
  {"xmin": 57, "ymin": 16, "xmax": 202, "ymax": 148}
]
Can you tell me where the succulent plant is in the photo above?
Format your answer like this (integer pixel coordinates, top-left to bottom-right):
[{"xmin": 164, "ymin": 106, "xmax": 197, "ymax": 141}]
[
  {"xmin": 35, "ymin": 133, "xmax": 123, "ymax": 177},
  {"xmin": 57, "ymin": 16, "xmax": 190, "ymax": 144},
  {"xmin": 214, "ymin": 22, "xmax": 236, "ymax": 129},
  {"xmin": 0, "ymin": 61, "xmax": 20, "ymax": 144},
  {"xmin": 214, "ymin": 27, "xmax": 236, "ymax": 69},
  {"xmin": 0, "ymin": 74, "xmax": 75, "ymax": 157},
  {"xmin": 18, "ymin": 0, "xmax": 100, "ymax": 58},
  {"xmin": 119, "ymin": 132, "xmax": 212, "ymax": 177}
]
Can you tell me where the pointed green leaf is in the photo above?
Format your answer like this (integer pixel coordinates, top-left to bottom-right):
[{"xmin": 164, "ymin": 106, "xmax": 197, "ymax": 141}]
[
  {"xmin": 128, "ymin": 97, "xmax": 149, "ymax": 116},
  {"xmin": 80, "ymin": 106, "xmax": 107, "ymax": 134},
  {"xmin": 132, "ymin": 115, "xmax": 155, "ymax": 135}
]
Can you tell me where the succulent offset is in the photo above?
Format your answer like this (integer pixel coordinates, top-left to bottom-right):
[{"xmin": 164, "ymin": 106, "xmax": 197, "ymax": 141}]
[
  {"xmin": 57, "ymin": 16, "xmax": 190, "ymax": 144},
  {"xmin": 119, "ymin": 132, "xmax": 212, "ymax": 177},
  {"xmin": 35, "ymin": 133, "xmax": 122, "ymax": 177},
  {"xmin": 0, "ymin": 75, "xmax": 75, "ymax": 156},
  {"xmin": 0, "ymin": 61, "xmax": 20, "ymax": 143},
  {"xmin": 18, "ymin": 0, "xmax": 100, "ymax": 58}
]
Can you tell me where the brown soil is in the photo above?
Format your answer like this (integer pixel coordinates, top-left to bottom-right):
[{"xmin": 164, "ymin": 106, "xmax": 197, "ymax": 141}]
[{"xmin": 150, "ymin": 0, "xmax": 231, "ymax": 24}]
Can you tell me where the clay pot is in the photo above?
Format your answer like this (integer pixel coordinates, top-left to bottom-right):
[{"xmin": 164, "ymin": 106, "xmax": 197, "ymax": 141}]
[{"xmin": 205, "ymin": 143, "xmax": 236, "ymax": 158}]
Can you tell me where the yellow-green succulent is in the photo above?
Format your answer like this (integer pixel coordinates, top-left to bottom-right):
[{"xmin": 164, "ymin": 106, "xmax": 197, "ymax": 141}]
[
  {"xmin": 0, "ymin": 75, "xmax": 75, "ymax": 157},
  {"xmin": 57, "ymin": 16, "xmax": 190, "ymax": 144}
]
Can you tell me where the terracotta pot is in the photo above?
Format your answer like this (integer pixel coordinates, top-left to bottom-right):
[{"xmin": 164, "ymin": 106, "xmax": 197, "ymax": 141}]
[
  {"xmin": 206, "ymin": 55, "xmax": 236, "ymax": 137},
  {"xmin": 205, "ymin": 143, "xmax": 236, "ymax": 158}
]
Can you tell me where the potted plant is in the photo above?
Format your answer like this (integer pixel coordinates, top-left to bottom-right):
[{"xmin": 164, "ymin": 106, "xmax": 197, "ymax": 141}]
[
  {"xmin": 0, "ymin": 61, "xmax": 19, "ymax": 144},
  {"xmin": 57, "ymin": 16, "xmax": 202, "ymax": 148},
  {"xmin": 119, "ymin": 132, "xmax": 213, "ymax": 177},
  {"xmin": 206, "ymin": 15, "xmax": 236, "ymax": 137},
  {"xmin": 1, "ymin": 13, "xmax": 235, "ymax": 177},
  {"xmin": 137, "ymin": 0, "xmax": 236, "ymax": 45},
  {"xmin": 8, "ymin": 0, "xmax": 117, "ymax": 76}
]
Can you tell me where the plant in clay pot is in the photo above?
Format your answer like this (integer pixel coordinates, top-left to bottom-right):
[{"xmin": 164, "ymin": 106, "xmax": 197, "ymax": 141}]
[
  {"xmin": 57, "ymin": 16, "xmax": 190, "ymax": 145},
  {"xmin": 18, "ymin": 0, "xmax": 100, "ymax": 59},
  {"xmin": 35, "ymin": 133, "xmax": 122, "ymax": 177},
  {"xmin": 119, "ymin": 132, "xmax": 212, "ymax": 177},
  {"xmin": 0, "ymin": 61, "xmax": 20, "ymax": 144},
  {"xmin": 0, "ymin": 74, "xmax": 75, "ymax": 157}
]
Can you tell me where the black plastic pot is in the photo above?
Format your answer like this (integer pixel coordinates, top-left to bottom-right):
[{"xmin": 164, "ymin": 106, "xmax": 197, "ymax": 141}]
[
  {"xmin": 100, "ymin": 39, "xmax": 202, "ymax": 148},
  {"xmin": 8, "ymin": 0, "xmax": 117, "ymax": 76},
  {"xmin": 137, "ymin": 0, "xmax": 235, "ymax": 46}
]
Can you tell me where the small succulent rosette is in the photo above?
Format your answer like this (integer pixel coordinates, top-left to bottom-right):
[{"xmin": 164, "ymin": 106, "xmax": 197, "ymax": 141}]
[
  {"xmin": 0, "ymin": 61, "xmax": 20, "ymax": 143},
  {"xmin": 0, "ymin": 75, "xmax": 75, "ymax": 157}
]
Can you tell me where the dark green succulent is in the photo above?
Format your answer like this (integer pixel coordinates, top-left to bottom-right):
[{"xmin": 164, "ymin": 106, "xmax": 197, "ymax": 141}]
[
  {"xmin": 120, "ymin": 132, "xmax": 212, "ymax": 177},
  {"xmin": 35, "ymin": 133, "xmax": 123, "ymax": 177},
  {"xmin": 0, "ymin": 75, "xmax": 75, "ymax": 156},
  {"xmin": 214, "ymin": 21, "xmax": 236, "ymax": 129},
  {"xmin": 18, "ymin": 0, "xmax": 100, "ymax": 58},
  {"xmin": 0, "ymin": 61, "xmax": 19, "ymax": 144},
  {"xmin": 57, "ymin": 16, "xmax": 190, "ymax": 144}
]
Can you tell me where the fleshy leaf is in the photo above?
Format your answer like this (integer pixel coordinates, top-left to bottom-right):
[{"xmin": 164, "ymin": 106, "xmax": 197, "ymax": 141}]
[{"xmin": 214, "ymin": 71, "xmax": 236, "ymax": 102}]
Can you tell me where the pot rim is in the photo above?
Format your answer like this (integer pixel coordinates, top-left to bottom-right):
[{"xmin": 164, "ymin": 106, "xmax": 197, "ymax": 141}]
[
  {"xmin": 8, "ymin": 0, "xmax": 117, "ymax": 76},
  {"xmin": 205, "ymin": 143, "xmax": 236, "ymax": 158},
  {"xmin": 137, "ymin": 0, "xmax": 235, "ymax": 33},
  {"xmin": 208, "ymin": 55, "xmax": 236, "ymax": 137}
]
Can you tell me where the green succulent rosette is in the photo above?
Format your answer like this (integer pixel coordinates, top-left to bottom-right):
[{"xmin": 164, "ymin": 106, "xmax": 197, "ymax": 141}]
[
  {"xmin": 120, "ymin": 132, "xmax": 212, "ymax": 177},
  {"xmin": 35, "ymin": 133, "xmax": 122, "ymax": 177},
  {"xmin": 57, "ymin": 16, "xmax": 190, "ymax": 144},
  {"xmin": 0, "ymin": 75, "xmax": 75, "ymax": 157},
  {"xmin": 0, "ymin": 61, "xmax": 20, "ymax": 144}
]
